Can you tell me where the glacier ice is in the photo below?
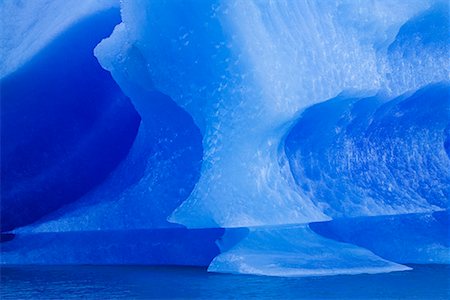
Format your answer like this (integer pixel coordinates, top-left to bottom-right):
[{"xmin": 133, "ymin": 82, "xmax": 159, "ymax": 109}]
[
  {"xmin": 0, "ymin": 5, "xmax": 140, "ymax": 231},
  {"xmin": 1, "ymin": 0, "xmax": 449, "ymax": 277},
  {"xmin": 310, "ymin": 211, "xmax": 450, "ymax": 264},
  {"xmin": 208, "ymin": 225, "xmax": 410, "ymax": 277},
  {"xmin": 1, "ymin": 228, "xmax": 223, "ymax": 266},
  {"xmin": 18, "ymin": 90, "xmax": 203, "ymax": 232},
  {"xmin": 97, "ymin": 0, "xmax": 448, "ymax": 228},
  {"xmin": 383, "ymin": 2, "xmax": 450, "ymax": 94},
  {"xmin": 285, "ymin": 83, "xmax": 450, "ymax": 217},
  {"xmin": 0, "ymin": 0, "xmax": 119, "ymax": 78}
]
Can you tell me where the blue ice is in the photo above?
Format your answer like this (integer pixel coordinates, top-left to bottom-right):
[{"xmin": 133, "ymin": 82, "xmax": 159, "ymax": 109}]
[{"xmin": 1, "ymin": 0, "xmax": 449, "ymax": 277}]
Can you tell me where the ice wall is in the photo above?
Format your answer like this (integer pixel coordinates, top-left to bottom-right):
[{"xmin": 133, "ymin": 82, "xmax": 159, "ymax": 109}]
[
  {"xmin": 0, "ymin": 5, "xmax": 140, "ymax": 231},
  {"xmin": 1, "ymin": 228, "xmax": 223, "ymax": 266},
  {"xmin": 382, "ymin": 2, "xmax": 450, "ymax": 94},
  {"xmin": 0, "ymin": 0, "xmax": 206, "ymax": 234},
  {"xmin": 1, "ymin": 0, "xmax": 449, "ymax": 277},
  {"xmin": 310, "ymin": 211, "xmax": 450, "ymax": 264},
  {"xmin": 1, "ymin": 0, "xmax": 210, "ymax": 264},
  {"xmin": 285, "ymin": 83, "xmax": 450, "ymax": 218},
  {"xmin": 19, "ymin": 90, "xmax": 203, "ymax": 232},
  {"xmin": 97, "ymin": 0, "xmax": 445, "ymax": 228}
]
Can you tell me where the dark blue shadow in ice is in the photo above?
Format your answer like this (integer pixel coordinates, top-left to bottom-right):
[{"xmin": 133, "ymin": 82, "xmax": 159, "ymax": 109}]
[
  {"xmin": 0, "ymin": 227, "xmax": 224, "ymax": 266},
  {"xmin": 285, "ymin": 83, "xmax": 450, "ymax": 218},
  {"xmin": 0, "ymin": 8, "xmax": 141, "ymax": 232}
]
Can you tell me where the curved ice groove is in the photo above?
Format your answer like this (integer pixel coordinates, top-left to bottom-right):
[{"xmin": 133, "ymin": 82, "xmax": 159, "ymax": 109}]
[
  {"xmin": 0, "ymin": 5, "xmax": 140, "ymax": 232},
  {"xmin": 0, "ymin": 0, "xmax": 119, "ymax": 78},
  {"xmin": 95, "ymin": 0, "xmax": 445, "ymax": 228},
  {"xmin": 285, "ymin": 84, "xmax": 450, "ymax": 218},
  {"xmin": 17, "ymin": 43, "xmax": 204, "ymax": 232}
]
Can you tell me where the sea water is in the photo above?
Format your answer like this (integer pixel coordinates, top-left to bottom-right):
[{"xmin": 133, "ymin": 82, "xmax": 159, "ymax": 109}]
[{"xmin": 1, "ymin": 265, "xmax": 449, "ymax": 299}]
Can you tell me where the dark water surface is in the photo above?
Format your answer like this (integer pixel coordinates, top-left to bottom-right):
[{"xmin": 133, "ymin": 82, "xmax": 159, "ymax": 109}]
[{"xmin": 1, "ymin": 264, "xmax": 449, "ymax": 299}]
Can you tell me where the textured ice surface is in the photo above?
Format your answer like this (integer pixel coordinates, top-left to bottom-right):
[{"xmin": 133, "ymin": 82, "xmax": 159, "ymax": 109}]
[
  {"xmin": 383, "ymin": 2, "xmax": 450, "ymax": 94},
  {"xmin": 310, "ymin": 211, "xmax": 450, "ymax": 264},
  {"xmin": 97, "ymin": 0, "xmax": 448, "ymax": 228},
  {"xmin": 285, "ymin": 83, "xmax": 450, "ymax": 218},
  {"xmin": 209, "ymin": 225, "xmax": 410, "ymax": 276}
]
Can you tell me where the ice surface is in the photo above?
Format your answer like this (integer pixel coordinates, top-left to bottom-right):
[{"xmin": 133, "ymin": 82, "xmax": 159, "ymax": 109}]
[
  {"xmin": 310, "ymin": 211, "xmax": 450, "ymax": 264},
  {"xmin": 0, "ymin": 0, "xmax": 119, "ymax": 78},
  {"xmin": 209, "ymin": 225, "xmax": 410, "ymax": 276},
  {"xmin": 285, "ymin": 83, "xmax": 450, "ymax": 218},
  {"xmin": 2, "ymin": 0, "xmax": 202, "ymax": 233},
  {"xmin": 383, "ymin": 2, "xmax": 450, "ymax": 94},
  {"xmin": 97, "ymin": 0, "xmax": 447, "ymax": 228}
]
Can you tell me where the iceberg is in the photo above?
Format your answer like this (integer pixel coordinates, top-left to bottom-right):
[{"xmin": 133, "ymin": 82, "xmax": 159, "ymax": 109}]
[
  {"xmin": 1, "ymin": 0, "xmax": 449, "ymax": 277},
  {"xmin": 96, "ymin": 0, "xmax": 448, "ymax": 228}
]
